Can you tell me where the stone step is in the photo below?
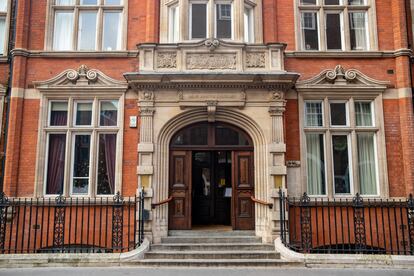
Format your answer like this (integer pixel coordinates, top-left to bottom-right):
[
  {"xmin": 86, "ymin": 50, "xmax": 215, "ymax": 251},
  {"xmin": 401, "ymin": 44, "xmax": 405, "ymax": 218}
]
[
  {"xmin": 150, "ymin": 243, "xmax": 275, "ymax": 251},
  {"xmin": 137, "ymin": 259, "xmax": 303, "ymax": 267},
  {"xmin": 144, "ymin": 251, "xmax": 280, "ymax": 260},
  {"xmin": 168, "ymin": 230, "xmax": 255, "ymax": 237},
  {"xmin": 161, "ymin": 236, "xmax": 262, "ymax": 244}
]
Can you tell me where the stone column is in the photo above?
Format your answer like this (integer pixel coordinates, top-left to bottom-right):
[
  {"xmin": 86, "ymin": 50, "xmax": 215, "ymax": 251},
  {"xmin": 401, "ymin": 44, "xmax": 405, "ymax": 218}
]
[
  {"xmin": 137, "ymin": 90, "xmax": 155, "ymax": 242},
  {"xmin": 268, "ymin": 91, "xmax": 287, "ymax": 240}
]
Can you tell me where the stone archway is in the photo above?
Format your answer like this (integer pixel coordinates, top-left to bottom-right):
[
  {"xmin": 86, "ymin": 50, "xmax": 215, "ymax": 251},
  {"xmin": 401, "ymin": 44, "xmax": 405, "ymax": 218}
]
[{"xmin": 151, "ymin": 108, "xmax": 269, "ymax": 240}]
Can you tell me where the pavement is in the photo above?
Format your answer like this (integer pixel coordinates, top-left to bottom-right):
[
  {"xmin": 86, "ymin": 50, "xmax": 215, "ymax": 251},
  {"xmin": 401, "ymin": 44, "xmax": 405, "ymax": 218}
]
[{"xmin": 0, "ymin": 267, "xmax": 412, "ymax": 276}]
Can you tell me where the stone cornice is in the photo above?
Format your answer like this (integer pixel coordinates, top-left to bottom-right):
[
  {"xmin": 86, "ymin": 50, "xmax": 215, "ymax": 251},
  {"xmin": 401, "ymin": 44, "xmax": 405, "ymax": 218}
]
[
  {"xmin": 11, "ymin": 48, "xmax": 139, "ymax": 58},
  {"xmin": 285, "ymin": 48, "xmax": 413, "ymax": 58}
]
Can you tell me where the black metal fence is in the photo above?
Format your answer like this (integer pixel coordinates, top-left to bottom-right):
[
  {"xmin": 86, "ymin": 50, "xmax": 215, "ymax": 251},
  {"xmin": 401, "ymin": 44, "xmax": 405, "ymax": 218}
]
[
  {"xmin": 279, "ymin": 190, "xmax": 414, "ymax": 255},
  {"xmin": 0, "ymin": 191, "xmax": 145, "ymax": 254}
]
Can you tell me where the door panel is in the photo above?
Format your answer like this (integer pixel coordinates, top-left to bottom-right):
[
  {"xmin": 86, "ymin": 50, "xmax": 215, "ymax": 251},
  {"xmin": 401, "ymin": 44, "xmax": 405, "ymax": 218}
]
[
  {"xmin": 232, "ymin": 151, "xmax": 255, "ymax": 230},
  {"xmin": 169, "ymin": 151, "xmax": 192, "ymax": 230}
]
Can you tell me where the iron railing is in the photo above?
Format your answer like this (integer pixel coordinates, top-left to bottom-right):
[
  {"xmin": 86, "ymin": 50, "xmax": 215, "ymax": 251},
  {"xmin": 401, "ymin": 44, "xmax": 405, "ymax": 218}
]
[
  {"xmin": 279, "ymin": 190, "xmax": 414, "ymax": 255},
  {"xmin": 0, "ymin": 191, "xmax": 146, "ymax": 254}
]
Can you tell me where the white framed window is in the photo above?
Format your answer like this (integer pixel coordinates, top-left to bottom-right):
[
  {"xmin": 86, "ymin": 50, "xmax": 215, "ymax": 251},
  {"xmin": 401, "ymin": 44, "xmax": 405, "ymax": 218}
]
[
  {"xmin": 303, "ymin": 97, "xmax": 379, "ymax": 197},
  {"xmin": 189, "ymin": 1, "xmax": 209, "ymax": 40},
  {"xmin": 44, "ymin": 97, "xmax": 121, "ymax": 197},
  {"xmin": 244, "ymin": 4, "xmax": 254, "ymax": 43},
  {"xmin": 297, "ymin": 0, "xmax": 371, "ymax": 51},
  {"xmin": 215, "ymin": 1, "xmax": 233, "ymax": 39},
  {"xmin": 0, "ymin": 0, "xmax": 11, "ymax": 56},
  {"xmin": 168, "ymin": 4, "xmax": 180, "ymax": 43},
  {"xmin": 50, "ymin": 0, "xmax": 125, "ymax": 51}
]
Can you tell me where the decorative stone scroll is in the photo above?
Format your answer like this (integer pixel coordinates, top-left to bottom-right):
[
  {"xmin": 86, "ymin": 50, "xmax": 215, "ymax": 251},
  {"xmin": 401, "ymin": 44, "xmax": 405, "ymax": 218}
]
[
  {"xmin": 246, "ymin": 53, "xmax": 266, "ymax": 68},
  {"xmin": 186, "ymin": 53, "xmax": 237, "ymax": 70}
]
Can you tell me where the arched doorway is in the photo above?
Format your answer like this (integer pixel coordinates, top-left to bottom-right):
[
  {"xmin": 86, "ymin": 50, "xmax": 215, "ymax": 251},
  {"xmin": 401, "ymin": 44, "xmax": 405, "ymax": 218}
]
[{"xmin": 168, "ymin": 122, "xmax": 255, "ymax": 230}]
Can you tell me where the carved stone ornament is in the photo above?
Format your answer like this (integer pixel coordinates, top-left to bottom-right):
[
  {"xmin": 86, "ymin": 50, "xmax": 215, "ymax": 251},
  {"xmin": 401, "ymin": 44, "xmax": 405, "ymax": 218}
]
[
  {"xmin": 157, "ymin": 52, "xmax": 177, "ymax": 69},
  {"xmin": 205, "ymin": 39, "xmax": 220, "ymax": 51},
  {"xmin": 140, "ymin": 107, "xmax": 155, "ymax": 116},
  {"xmin": 297, "ymin": 65, "xmax": 390, "ymax": 88},
  {"xmin": 246, "ymin": 53, "xmax": 266, "ymax": 68},
  {"xmin": 140, "ymin": 90, "xmax": 154, "ymax": 101},
  {"xmin": 269, "ymin": 106, "xmax": 285, "ymax": 116},
  {"xmin": 286, "ymin": 160, "xmax": 301, "ymax": 168},
  {"xmin": 270, "ymin": 91, "xmax": 284, "ymax": 101},
  {"xmin": 34, "ymin": 65, "xmax": 128, "ymax": 91},
  {"xmin": 206, "ymin": 101, "xmax": 218, "ymax": 122},
  {"xmin": 186, "ymin": 53, "xmax": 237, "ymax": 70},
  {"xmin": 67, "ymin": 65, "xmax": 98, "ymax": 84}
]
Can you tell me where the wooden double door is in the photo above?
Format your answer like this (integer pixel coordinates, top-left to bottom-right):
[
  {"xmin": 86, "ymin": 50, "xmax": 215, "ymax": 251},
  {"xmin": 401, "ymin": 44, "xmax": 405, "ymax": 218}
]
[{"xmin": 168, "ymin": 149, "xmax": 255, "ymax": 230}]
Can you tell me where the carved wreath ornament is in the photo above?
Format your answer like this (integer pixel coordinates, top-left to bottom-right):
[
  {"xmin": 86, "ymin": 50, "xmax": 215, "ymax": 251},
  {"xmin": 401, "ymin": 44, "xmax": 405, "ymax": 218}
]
[{"xmin": 66, "ymin": 65, "xmax": 98, "ymax": 84}]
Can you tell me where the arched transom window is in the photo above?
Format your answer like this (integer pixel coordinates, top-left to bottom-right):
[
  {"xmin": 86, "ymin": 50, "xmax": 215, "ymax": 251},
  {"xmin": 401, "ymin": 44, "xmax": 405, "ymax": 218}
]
[{"xmin": 160, "ymin": 0, "xmax": 263, "ymax": 43}]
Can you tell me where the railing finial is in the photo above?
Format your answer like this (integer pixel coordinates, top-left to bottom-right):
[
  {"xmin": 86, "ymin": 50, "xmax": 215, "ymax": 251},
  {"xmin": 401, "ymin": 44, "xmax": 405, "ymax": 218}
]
[
  {"xmin": 114, "ymin": 191, "xmax": 123, "ymax": 203},
  {"xmin": 353, "ymin": 193, "xmax": 363, "ymax": 207},
  {"xmin": 408, "ymin": 194, "xmax": 414, "ymax": 209},
  {"xmin": 55, "ymin": 194, "xmax": 66, "ymax": 205},
  {"xmin": 0, "ymin": 192, "xmax": 8, "ymax": 204},
  {"xmin": 300, "ymin": 192, "xmax": 310, "ymax": 205}
]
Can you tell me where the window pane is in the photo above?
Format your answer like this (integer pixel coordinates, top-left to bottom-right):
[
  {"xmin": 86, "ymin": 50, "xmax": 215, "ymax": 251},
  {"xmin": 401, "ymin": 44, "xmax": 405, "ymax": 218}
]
[
  {"xmin": 0, "ymin": 0, "xmax": 7, "ymax": 12},
  {"xmin": 78, "ymin": 11, "xmax": 97, "ymax": 50},
  {"xmin": 171, "ymin": 124, "xmax": 208, "ymax": 146},
  {"xmin": 357, "ymin": 133, "xmax": 377, "ymax": 195},
  {"xmin": 305, "ymin": 102, "xmax": 323, "ymax": 127},
  {"xmin": 46, "ymin": 134, "xmax": 66, "ymax": 195},
  {"xmin": 0, "ymin": 17, "xmax": 5, "ymax": 54},
  {"xmin": 53, "ymin": 12, "xmax": 74, "ymax": 50},
  {"xmin": 301, "ymin": 12, "xmax": 319, "ymax": 50},
  {"xmin": 191, "ymin": 3, "xmax": 207, "ymax": 39},
  {"xmin": 330, "ymin": 102, "xmax": 347, "ymax": 126},
  {"xmin": 105, "ymin": 0, "xmax": 122, "ymax": 5},
  {"xmin": 332, "ymin": 135, "xmax": 351, "ymax": 194},
  {"xmin": 103, "ymin": 12, "xmax": 122, "ymax": 51},
  {"xmin": 75, "ymin": 102, "xmax": 92, "ymax": 126},
  {"xmin": 348, "ymin": 0, "xmax": 365, "ymax": 5},
  {"xmin": 56, "ymin": 0, "xmax": 75, "ymax": 5},
  {"xmin": 300, "ymin": 0, "xmax": 317, "ymax": 4},
  {"xmin": 306, "ymin": 134, "xmax": 326, "ymax": 195},
  {"xmin": 72, "ymin": 135, "xmax": 91, "ymax": 194},
  {"xmin": 80, "ymin": 0, "xmax": 97, "ymax": 5},
  {"xmin": 216, "ymin": 4, "xmax": 232, "ymax": 39},
  {"xmin": 355, "ymin": 102, "xmax": 373, "ymax": 126},
  {"xmin": 215, "ymin": 125, "xmax": 251, "ymax": 146},
  {"xmin": 169, "ymin": 5, "xmax": 179, "ymax": 43},
  {"xmin": 325, "ymin": 0, "xmax": 341, "ymax": 4},
  {"xmin": 50, "ymin": 102, "xmax": 68, "ymax": 126},
  {"xmin": 100, "ymin": 100, "xmax": 118, "ymax": 126},
  {"xmin": 244, "ymin": 7, "xmax": 254, "ymax": 43},
  {"xmin": 349, "ymin": 12, "xmax": 368, "ymax": 50},
  {"xmin": 97, "ymin": 134, "xmax": 117, "ymax": 195},
  {"xmin": 326, "ymin": 13, "xmax": 342, "ymax": 50}
]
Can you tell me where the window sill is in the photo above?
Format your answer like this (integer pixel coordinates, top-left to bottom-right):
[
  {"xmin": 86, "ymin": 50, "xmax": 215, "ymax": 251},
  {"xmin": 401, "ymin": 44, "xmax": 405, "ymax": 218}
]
[
  {"xmin": 285, "ymin": 49, "xmax": 412, "ymax": 58},
  {"xmin": 11, "ymin": 48, "xmax": 138, "ymax": 58},
  {"xmin": 0, "ymin": 56, "xmax": 8, "ymax": 63}
]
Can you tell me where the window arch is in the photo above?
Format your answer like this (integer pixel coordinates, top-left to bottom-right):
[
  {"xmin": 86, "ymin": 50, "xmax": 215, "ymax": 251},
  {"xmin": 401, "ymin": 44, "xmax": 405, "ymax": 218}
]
[
  {"xmin": 170, "ymin": 122, "xmax": 253, "ymax": 148},
  {"xmin": 160, "ymin": 0, "xmax": 263, "ymax": 43}
]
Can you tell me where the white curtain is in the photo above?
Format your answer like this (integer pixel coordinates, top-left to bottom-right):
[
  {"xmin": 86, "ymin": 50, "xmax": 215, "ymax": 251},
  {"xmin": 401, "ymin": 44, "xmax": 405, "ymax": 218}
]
[
  {"xmin": 0, "ymin": 17, "xmax": 5, "ymax": 54},
  {"xmin": 355, "ymin": 102, "xmax": 372, "ymax": 126},
  {"xmin": 78, "ymin": 11, "xmax": 97, "ymax": 50},
  {"xmin": 103, "ymin": 12, "xmax": 122, "ymax": 51},
  {"xmin": 358, "ymin": 133, "xmax": 377, "ymax": 195},
  {"xmin": 350, "ymin": 12, "xmax": 367, "ymax": 50},
  {"xmin": 0, "ymin": 0, "xmax": 7, "ymax": 12},
  {"xmin": 53, "ymin": 12, "xmax": 74, "ymax": 50},
  {"xmin": 306, "ymin": 134, "xmax": 325, "ymax": 195}
]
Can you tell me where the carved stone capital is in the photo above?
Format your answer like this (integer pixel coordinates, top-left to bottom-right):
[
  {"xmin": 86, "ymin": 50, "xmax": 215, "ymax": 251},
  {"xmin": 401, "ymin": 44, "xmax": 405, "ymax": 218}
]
[
  {"xmin": 139, "ymin": 90, "xmax": 155, "ymax": 102},
  {"xmin": 269, "ymin": 90, "xmax": 285, "ymax": 101},
  {"xmin": 140, "ymin": 107, "xmax": 155, "ymax": 116},
  {"xmin": 269, "ymin": 106, "xmax": 285, "ymax": 116}
]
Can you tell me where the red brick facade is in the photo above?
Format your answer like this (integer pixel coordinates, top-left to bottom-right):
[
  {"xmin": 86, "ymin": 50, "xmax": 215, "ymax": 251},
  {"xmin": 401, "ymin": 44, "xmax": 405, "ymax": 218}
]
[{"xmin": 0, "ymin": 0, "xmax": 413, "ymax": 200}]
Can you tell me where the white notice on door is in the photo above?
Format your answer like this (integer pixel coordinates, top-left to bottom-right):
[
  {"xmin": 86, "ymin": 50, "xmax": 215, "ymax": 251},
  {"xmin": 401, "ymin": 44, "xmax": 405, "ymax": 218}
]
[{"xmin": 224, "ymin": 188, "xmax": 232, "ymax": 198}]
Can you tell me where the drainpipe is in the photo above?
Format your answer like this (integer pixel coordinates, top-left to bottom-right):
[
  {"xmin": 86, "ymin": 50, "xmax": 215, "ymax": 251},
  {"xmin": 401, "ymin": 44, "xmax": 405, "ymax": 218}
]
[{"xmin": 0, "ymin": 0, "xmax": 18, "ymax": 192}]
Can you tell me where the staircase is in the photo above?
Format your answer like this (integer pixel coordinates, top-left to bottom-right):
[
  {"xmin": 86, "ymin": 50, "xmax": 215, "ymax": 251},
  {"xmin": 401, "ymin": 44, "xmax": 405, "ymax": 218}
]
[{"xmin": 139, "ymin": 230, "xmax": 301, "ymax": 267}]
